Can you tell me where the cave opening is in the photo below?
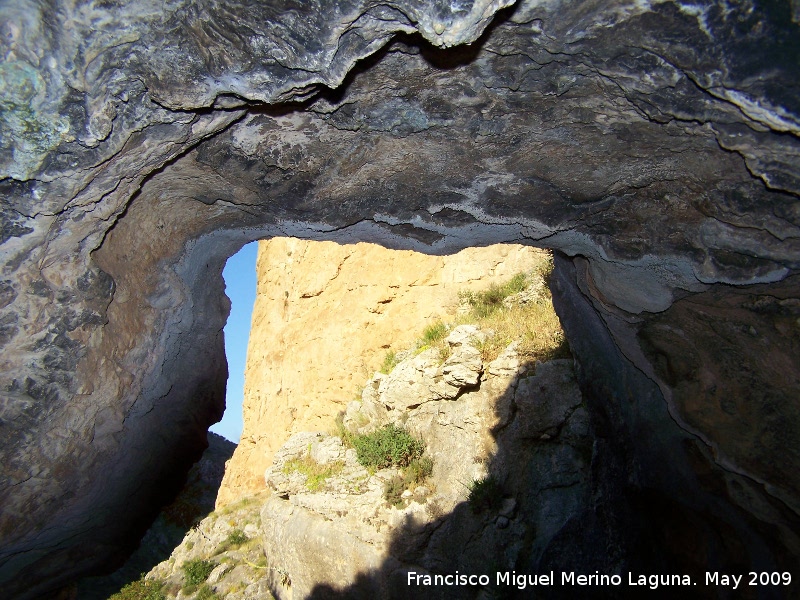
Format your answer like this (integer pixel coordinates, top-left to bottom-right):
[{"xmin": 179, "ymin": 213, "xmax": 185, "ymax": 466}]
[
  {"xmin": 84, "ymin": 238, "xmax": 576, "ymax": 599},
  {"xmin": 1, "ymin": 0, "xmax": 799, "ymax": 598},
  {"xmin": 211, "ymin": 241, "xmax": 259, "ymax": 444},
  {"xmin": 83, "ymin": 234, "xmax": 800, "ymax": 600}
]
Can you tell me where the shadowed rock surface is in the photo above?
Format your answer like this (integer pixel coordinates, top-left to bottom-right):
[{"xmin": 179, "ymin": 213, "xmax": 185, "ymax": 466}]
[
  {"xmin": 76, "ymin": 432, "xmax": 236, "ymax": 600},
  {"xmin": 259, "ymin": 339, "xmax": 589, "ymax": 600},
  {"xmin": 0, "ymin": 0, "xmax": 798, "ymax": 598}
]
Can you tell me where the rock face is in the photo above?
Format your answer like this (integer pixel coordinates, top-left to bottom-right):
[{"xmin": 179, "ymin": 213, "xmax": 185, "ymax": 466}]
[
  {"xmin": 147, "ymin": 492, "xmax": 276, "ymax": 600},
  {"xmin": 216, "ymin": 238, "xmax": 549, "ymax": 506},
  {"xmin": 259, "ymin": 329, "xmax": 590, "ymax": 600},
  {"xmin": 0, "ymin": 0, "xmax": 799, "ymax": 597},
  {"xmin": 139, "ymin": 321, "xmax": 585, "ymax": 600},
  {"xmin": 76, "ymin": 432, "xmax": 236, "ymax": 600}
]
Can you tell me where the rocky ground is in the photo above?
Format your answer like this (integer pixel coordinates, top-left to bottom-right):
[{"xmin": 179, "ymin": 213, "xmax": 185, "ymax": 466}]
[
  {"xmin": 77, "ymin": 433, "xmax": 236, "ymax": 600},
  {"xmin": 146, "ymin": 495, "xmax": 275, "ymax": 600}
]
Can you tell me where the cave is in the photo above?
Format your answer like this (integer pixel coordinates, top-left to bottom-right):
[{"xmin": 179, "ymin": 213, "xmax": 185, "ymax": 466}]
[{"xmin": 0, "ymin": 0, "xmax": 799, "ymax": 598}]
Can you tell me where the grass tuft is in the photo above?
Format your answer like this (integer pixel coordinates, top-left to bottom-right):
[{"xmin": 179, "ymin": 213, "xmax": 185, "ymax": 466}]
[
  {"xmin": 383, "ymin": 456, "xmax": 434, "ymax": 507},
  {"xmin": 467, "ymin": 475, "xmax": 504, "ymax": 513},
  {"xmin": 282, "ymin": 453, "xmax": 344, "ymax": 492},
  {"xmin": 459, "ymin": 272, "xmax": 527, "ymax": 319},
  {"xmin": 404, "ymin": 456, "xmax": 433, "ymax": 482},
  {"xmin": 226, "ymin": 528, "xmax": 248, "ymax": 547},
  {"xmin": 348, "ymin": 423, "xmax": 433, "ymax": 505},
  {"xmin": 332, "ymin": 412, "xmax": 357, "ymax": 448},
  {"xmin": 384, "ymin": 475, "xmax": 407, "ymax": 507},
  {"xmin": 380, "ymin": 350, "xmax": 401, "ymax": 374},
  {"xmin": 215, "ymin": 528, "xmax": 249, "ymax": 554},
  {"xmin": 196, "ymin": 583, "xmax": 220, "ymax": 600},
  {"xmin": 421, "ymin": 321, "xmax": 448, "ymax": 345},
  {"xmin": 456, "ymin": 256, "xmax": 571, "ymax": 363},
  {"xmin": 182, "ymin": 559, "xmax": 215, "ymax": 594},
  {"xmin": 108, "ymin": 577, "xmax": 166, "ymax": 600}
]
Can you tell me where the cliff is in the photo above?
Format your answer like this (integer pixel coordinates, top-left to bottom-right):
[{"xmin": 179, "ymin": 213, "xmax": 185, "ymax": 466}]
[
  {"xmin": 0, "ymin": 0, "xmax": 798, "ymax": 596},
  {"xmin": 217, "ymin": 239, "xmax": 551, "ymax": 506},
  {"xmin": 144, "ymin": 264, "xmax": 584, "ymax": 599}
]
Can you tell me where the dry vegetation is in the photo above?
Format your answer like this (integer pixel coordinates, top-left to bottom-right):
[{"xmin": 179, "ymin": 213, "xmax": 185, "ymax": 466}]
[
  {"xmin": 282, "ymin": 452, "xmax": 345, "ymax": 492},
  {"xmin": 389, "ymin": 251, "xmax": 570, "ymax": 367},
  {"xmin": 457, "ymin": 252, "xmax": 569, "ymax": 363}
]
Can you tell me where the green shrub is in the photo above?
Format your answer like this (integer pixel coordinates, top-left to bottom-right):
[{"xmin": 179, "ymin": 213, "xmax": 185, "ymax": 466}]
[
  {"xmin": 226, "ymin": 528, "xmax": 248, "ymax": 546},
  {"xmin": 196, "ymin": 583, "xmax": 220, "ymax": 600},
  {"xmin": 421, "ymin": 321, "xmax": 448, "ymax": 345},
  {"xmin": 215, "ymin": 528, "xmax": 249, "ymax": 554},
  {"xmin": 382, "ymin": 455, "xmax": 435, "ymax": 506},
  {"xmin": 384, "ymin": 475, "xmax": 407, "ymax": 508},
  {"xmin": 467, "ymin": 475, "xmax": 503, "ymax": 513},
  {"xmin": 182, "ymin": 559, "xmax": 215, "ymax": 587},
  {"xmin": 108, "ymin": 577, "xmax": 166, "ymax": 600},
  {"xmin": 405, "ymin": 456, "xmax": 433, "ymax": 482},
  {"xmin": 352, "ymin": 424, "xmax": 430, "ymax": 506},
  {"xmin": 352, "ymin": 424, "xmax": 425, "ymax": 470},
  {"xmin": 380, "ymin": 350, "xmax": 401, "ymax": 374}
]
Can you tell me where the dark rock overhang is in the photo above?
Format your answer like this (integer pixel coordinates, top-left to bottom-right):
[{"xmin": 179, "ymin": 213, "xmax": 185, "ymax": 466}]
[{"xmin": 0, "ymin": 1, "xmax": 798, "ymax": 597}]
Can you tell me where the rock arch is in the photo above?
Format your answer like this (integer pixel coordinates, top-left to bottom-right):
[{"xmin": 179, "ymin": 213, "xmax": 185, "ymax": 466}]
[{"xmin": 0, "ymin": 1, "xmax": 798, "ymax": 597}]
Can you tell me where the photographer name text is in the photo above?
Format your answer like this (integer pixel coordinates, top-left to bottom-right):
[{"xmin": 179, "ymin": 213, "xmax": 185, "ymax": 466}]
[{"xmin": 407, "ymin": 570, "xmax": 792, "ymax": 591}]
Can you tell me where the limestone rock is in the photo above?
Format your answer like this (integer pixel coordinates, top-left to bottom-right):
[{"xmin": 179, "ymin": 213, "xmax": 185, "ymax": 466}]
[
  {"xmin": 261, "ymin": 497, "xmax": 394, "ymax": 600},
  {"xmin": 0, "ymin": 0, "xmax": 798, "ymax": 594},
  {"xmin": 443, "ymin": 324, "xmax": 485, "ymax": 348},
  {"xmin": 255, "ymin": 355, "xmax": 593, "ymax": 598},
  {"xmin": 485, "ymin": 342, "xmax": 523, "ymax": 379},
  {"xmin": 513, "ymin": 360, "xmax": 583, "ymax": 439},
  {"xmin": 440, "ymin": 345, "xmax": 483, "ymax": 388},
  {"xmin": 428, "ymin": 326, "xmax": 485, "ymax": 399},
  {"xmin": 217, "ymin": 241, "xmax": 548, "ymax": 505},
  {"xmin": 265, "ymin": 432, "xmax": 368, "ymax": 499},
  {"xmin": 378, "ymin": 348, "xmax": 441, "ymax": 411},
  {"xmin": 260, "ymin": 428, "xmax": 440, "ymax": 598},
  {"xmin": 146, "ymin": 493, "xmax": 275, "ymax": 600}
]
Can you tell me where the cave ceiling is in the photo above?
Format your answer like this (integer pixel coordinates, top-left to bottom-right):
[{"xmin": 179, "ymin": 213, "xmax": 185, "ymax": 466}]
[{"xmin": 0, "ymin": 0, "xmax": 799, "ymax": 597}]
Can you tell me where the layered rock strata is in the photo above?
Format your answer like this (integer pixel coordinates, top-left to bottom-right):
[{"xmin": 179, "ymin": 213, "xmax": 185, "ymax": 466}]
[
  {"xmin": 0, "ymin": 0, "xmax": 798, "ymax": 597},
  {"xmin": 216, "ymin": 239, "xmax": 549, "ymax": 506}
]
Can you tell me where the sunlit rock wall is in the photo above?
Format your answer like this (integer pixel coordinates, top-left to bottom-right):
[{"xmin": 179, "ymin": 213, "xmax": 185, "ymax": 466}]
[
  {"xmin": 0, "ymin": 0, "xmax": 798, "ymax": 597},
  {"xmin": 216, "ymin": 239, "xmax": 548, "ymax": 506}
]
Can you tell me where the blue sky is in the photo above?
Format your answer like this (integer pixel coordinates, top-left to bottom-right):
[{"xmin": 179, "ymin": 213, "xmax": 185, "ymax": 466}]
[{"xmin": 210, "ymin": 241, "xmax": 258, "ymax": 443}]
